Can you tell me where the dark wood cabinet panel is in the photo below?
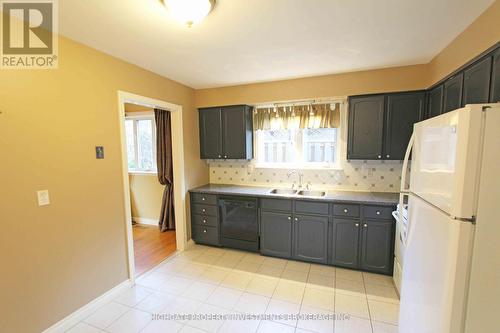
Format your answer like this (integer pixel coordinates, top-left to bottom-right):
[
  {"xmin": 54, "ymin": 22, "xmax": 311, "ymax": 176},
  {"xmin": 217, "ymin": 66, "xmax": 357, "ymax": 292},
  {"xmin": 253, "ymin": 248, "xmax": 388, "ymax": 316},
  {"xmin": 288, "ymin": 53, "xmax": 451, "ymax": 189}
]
[
  {"xmin": 347, "ymin": 95, "xmax": 385, "ymax": 160},
  {"xmin": 331, "ymin": 218, "xmax": 360, "ymax": 268},
  {"xmin": 385, "ymin": 92, "xmax": 425, "ymax": 160},
  {"xmin": 293, "ymin": 215, "xmax": 328, "ymax": 264},
  {"xmin": 198, "ymin": 105, "xmax": 253, "ymax": 160},
  {"xmin": 221, "ymin": 105, "xmax": 253, "ymax": 159},
  {"xmin": 427, "ymin": 85, "xmax": 444, "ymax": 118},
  {"xmin": 491, "ymin": 49, "xmax": 500, "ymax": 103},
  {"xmin": 359, "ymin": 220, "xmax": 394, "ymax": 274},
  {"xmin": 443, "ymin": 73, "xmax": 464, "ymax": 113},
  {"xmin": 199, "ymin": 107, "xmax": 222, "ymax": 159},
  {"xmin": 463, "ymin": 57, "xmax": 492, "ymax": 105},
  {"xmin": 260, "ymin": 211, "xmax": 292, "ymax": 258}
]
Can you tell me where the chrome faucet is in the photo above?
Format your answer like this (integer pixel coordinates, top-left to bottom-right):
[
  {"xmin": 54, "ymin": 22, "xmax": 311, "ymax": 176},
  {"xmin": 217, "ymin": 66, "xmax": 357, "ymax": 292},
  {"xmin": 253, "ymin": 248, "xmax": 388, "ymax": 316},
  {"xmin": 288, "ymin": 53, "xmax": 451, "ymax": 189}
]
[{"xmin": 287, "ymin": 170, "xmax": 304, "ymax": 189}]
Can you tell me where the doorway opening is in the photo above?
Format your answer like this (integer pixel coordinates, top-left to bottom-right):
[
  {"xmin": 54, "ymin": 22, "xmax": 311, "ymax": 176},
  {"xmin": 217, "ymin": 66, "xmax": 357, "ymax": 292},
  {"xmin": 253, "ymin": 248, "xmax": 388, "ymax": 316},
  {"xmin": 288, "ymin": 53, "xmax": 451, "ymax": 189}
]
[{"xmin": 118, "ymin": 91, "xmax": 188, "ymax": 281}]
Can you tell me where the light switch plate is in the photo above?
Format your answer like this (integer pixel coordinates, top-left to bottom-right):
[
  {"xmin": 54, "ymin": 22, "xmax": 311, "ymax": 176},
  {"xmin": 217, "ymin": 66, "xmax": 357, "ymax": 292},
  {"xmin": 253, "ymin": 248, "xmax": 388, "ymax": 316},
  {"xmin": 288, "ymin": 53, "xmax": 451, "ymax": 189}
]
[{"xmin": 37, "ymin": 190, "xmax": 50, "ymax": 206}]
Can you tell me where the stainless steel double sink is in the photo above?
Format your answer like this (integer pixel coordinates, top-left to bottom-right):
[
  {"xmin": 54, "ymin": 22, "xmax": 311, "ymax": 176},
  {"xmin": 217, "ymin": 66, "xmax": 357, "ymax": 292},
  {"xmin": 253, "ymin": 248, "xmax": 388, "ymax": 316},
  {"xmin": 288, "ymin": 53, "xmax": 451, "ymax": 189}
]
[{"xmin": 269, "ymin": 188, "xmax": 326, "ymax": 198}]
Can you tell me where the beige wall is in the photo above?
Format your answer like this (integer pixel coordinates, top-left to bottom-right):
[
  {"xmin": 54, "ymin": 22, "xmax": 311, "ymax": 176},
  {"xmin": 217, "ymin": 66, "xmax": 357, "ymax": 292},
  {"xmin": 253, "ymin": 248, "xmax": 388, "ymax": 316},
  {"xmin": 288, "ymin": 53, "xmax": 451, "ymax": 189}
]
[
  {"xmin": 0, "ymin": 35, "xmax": 208, "ymax": 333},
  {"xmin": 427, "ymin": 0, "xmax": 500, "ymax": 86},
  {"xmin": 129, "ymin": 174, "xmax": 164, "ymax": 221}
]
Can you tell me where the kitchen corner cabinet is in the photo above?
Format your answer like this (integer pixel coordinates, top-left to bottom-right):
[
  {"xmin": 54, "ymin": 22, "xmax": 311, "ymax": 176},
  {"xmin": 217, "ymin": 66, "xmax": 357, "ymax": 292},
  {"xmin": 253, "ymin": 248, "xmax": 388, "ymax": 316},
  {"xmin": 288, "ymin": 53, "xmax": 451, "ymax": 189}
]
[
  {"xmin": 462, "ymin": 56, "xmax": 492, "ymax": 106},
  {"xmin": 491, "ymin": 48, "xmax": 500, "ymax": 103},
  {"xmin": 348, "ymin": 91, "xmax": 424, "ymax": 160},
  {"xmin": 198, "ymin": 105, "xmax": 253, "ymax": 159},
  {"xmin": 359, "ymin": 220, "xmax": 394, "ymax": 274}
]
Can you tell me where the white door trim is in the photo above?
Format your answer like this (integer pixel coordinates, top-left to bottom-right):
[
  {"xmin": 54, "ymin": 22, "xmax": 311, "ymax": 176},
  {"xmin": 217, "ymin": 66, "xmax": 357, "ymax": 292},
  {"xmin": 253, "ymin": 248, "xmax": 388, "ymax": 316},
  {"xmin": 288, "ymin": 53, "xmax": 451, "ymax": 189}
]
[{"xmin": 117, "ymin": 91, "xmax": 188, "ymax": 282}]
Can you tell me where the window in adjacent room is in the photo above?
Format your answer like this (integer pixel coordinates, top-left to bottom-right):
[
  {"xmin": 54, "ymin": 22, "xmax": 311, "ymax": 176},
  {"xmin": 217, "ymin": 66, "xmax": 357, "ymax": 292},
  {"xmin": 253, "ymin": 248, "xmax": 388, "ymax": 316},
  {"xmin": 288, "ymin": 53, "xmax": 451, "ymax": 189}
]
[
  {"xmin": 125, "ymin": 114, "xmax": 157, "ymax": 173},
  {"xmin": 254, "ymin": 102, "xmax": 342, "ymax": 168}
]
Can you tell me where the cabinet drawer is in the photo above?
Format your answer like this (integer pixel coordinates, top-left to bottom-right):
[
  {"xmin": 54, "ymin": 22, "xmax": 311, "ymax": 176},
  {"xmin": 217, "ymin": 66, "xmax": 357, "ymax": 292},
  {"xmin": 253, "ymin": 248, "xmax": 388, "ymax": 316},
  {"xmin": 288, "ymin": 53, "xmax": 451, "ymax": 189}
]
[
  {"xmin": 294, "ymin": 200, "xmax": 329, "ymax": 215},
  {"xmin": 192, "ymin": 193, "xmax": 217, "ymax": 205},
  {"xmin": 193, "ymin": 225, "xmax": 219, "ymax": 245},
  {"xmin": 333, "ymin": 204, "xmax": 360, "ymax": 218},
  {"xmin": 363, "ymin": 205, "xmax": 394, "ymax": 220},
  {"xmin": 193, "ymin": 214, "xmax": 218, "ymax": 227},
  {"xmin": 193, "ymin": 204, "xmax": 218, "ymax": 217},
  {"xmin": 260, "ymin": 198, "xmax": 292, "ymax": 212}
]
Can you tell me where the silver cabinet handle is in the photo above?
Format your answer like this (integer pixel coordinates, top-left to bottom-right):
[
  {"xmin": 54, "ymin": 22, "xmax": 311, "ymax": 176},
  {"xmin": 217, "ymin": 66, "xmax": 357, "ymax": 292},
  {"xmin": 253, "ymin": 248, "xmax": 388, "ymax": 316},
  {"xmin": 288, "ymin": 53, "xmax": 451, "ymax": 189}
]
[
  {"xmin": 378, "ymin": 155, "xmax": 382, "ymax": 159},
  {"xmin": 343, "ymin": 209, "xmax": 348, "ymax": 213},
  {"xmin": 202, "ymin": 209, "xmax": 206, "ymax": 213},
  {"xmin": 203, "ymin": 229, "xmax": 207, "ymax": 233},
  {"xmin": 202, "ymin": 197, "xmax": 206, "ymax": 201},
  {"xmin": 218, "ymin": 154, "xmax": 221, "ymax": 158},
  {"xmin": 288, "ymin": 216, "xmax": 292, "ymax": 220},
  {"xmin": 386, "ymin": 155, "xmax": 390, "ymax": 158},
  {"xmin": 355, "ymin": 223, "xmax": 359, "ymax": 227},
  {"xmin": 363, "ymin": 224, "xmax": 368, "ymax": 228},
  {"xmin": 202, "ymin": 219, "xmax": 207, "ymax": 223},
  {"xmin": 224, "ymin": 155, "xmax": 227, "ymax": 159},
  {"xmin": 294, "ymin": 217, "xmax": 298, "ymax": 221},
  {"xmin": 376, "ymin": 211, "xmax": 381, "ymax": 215}
]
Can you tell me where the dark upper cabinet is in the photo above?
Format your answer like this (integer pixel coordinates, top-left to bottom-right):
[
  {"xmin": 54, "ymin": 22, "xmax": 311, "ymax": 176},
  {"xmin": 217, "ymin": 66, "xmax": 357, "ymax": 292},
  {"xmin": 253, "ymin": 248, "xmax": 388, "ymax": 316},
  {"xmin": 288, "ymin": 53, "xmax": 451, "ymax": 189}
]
[
  {"xmin": 221, "ymin": 105, "xmax": 253, "ymax": 159},
  {"xmin": 385, "ymin": 92, "xmax": 425, "ymax": 160},
  {"xmin": 463, "ymin": 57, "xmax": 492, "ymax": 106},
  {"xmin": 443, "ymin": 73, "xmax": 464, "ymax": 113},
  {"xmin": 359, "ymin": 220, "xmax": 394, "ymax": 274},
  {"xmin": 491, "ymin": 48, "xmax": 500, "ymax": 103},
  {"xmin": 260, "ymin": 211, "xmax": 292, "ymax": 258},
  {"xmin": 199, "ymin": 107, "xmax": 223, "ymax": 159},
  {"xmin": 293, "ymin": 214, "xmax": 328, "ymax": 264},
  {"xmin": 427, "ymin": 85, "xmax": 444, "ymax": 118},
  {"xmin": 199, "ymin": 105, "xmax": 253, "ymax": 160},
  {"xmin": 347, "ymin": 95, "xmax": 385, "ymax": 160},
  {"xmin": 331, "ymin": 218, "xmax": 360, "ymax": 269}
]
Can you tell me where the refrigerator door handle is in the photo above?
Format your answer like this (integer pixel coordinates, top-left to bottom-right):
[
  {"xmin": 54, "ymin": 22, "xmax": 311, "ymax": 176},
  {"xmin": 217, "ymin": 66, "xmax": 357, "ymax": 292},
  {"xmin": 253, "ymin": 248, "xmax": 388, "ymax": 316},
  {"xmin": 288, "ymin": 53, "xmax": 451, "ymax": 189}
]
[{"xmin": 400, "ymin": 132, "xmax": 414, "ymax": 193}]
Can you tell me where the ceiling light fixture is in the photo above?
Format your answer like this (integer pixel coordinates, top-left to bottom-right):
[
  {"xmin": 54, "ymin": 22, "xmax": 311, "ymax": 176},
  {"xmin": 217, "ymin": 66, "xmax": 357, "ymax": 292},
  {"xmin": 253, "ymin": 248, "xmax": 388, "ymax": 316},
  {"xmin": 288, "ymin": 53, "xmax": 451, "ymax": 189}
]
[{"xmin": 163, "ymin": 0, "xmax": 216, "ymax": 28}]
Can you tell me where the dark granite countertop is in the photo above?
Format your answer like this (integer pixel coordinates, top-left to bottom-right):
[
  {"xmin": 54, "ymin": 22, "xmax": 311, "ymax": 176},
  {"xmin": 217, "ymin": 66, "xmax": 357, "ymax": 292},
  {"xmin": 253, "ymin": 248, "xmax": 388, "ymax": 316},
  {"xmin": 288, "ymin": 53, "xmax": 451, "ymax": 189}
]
[{"xmin": 189, "ymin": 184, "xmax": 399, "ymax": 206}]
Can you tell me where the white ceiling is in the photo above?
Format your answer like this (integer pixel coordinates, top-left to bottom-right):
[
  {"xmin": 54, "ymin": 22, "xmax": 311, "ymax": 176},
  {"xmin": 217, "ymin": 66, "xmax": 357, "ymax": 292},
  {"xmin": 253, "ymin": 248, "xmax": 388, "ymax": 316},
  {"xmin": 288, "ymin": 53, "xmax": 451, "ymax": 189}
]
[{"xmin": 59, "ymin": 0, "xmax": 494, "ymax": 89}]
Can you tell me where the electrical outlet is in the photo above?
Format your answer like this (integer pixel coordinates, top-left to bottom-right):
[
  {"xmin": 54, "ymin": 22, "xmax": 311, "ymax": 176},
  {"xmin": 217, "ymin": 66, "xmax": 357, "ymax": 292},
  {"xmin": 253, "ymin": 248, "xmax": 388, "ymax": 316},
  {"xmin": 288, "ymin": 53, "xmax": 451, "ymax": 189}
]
[{"xmin": 37, "ymin": 190, "xmax": 50, "ymax": 206}]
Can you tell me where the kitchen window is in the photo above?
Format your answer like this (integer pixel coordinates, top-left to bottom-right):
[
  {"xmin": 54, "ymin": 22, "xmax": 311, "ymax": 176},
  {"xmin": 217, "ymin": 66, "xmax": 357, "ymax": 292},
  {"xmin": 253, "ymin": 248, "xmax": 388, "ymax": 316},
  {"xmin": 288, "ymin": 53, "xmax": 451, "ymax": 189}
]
[
  {"xmin": 125, "ymin": 114, "xmax": 157, "ymax": 173},
  {"xmin": 254, "ymin": 102, "xmax": 342, "ymax": 168}
]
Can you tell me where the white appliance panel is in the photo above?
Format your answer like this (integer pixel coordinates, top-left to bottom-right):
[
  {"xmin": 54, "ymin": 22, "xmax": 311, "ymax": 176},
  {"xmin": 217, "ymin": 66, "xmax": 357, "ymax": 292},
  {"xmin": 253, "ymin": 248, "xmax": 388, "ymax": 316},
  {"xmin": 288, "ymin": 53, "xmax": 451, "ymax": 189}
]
[
  {"xmin": 399, "ymin": 194, "xmax": 474, "ymax": 333},
  {"xmin": 409, "ymin": 105, "xmax": 484, "ymax": 218}
]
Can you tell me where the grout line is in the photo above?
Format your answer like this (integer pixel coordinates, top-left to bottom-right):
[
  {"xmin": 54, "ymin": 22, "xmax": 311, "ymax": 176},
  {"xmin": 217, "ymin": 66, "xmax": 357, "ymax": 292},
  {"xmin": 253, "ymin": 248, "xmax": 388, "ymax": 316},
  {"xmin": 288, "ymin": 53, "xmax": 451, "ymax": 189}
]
[{"xmin": 361, "ymin": 273, "xmax": 375, "ymax": 333}]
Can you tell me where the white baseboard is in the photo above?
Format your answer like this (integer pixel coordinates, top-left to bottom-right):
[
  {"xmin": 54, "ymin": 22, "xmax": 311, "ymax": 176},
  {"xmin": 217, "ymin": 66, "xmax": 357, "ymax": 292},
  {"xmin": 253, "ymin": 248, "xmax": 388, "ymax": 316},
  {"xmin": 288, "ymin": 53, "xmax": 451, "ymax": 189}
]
[
  {"xmin": 42, "ymin": 279, "xmax": 133, "ymax": 333},
  {"xmin": 132, "ymin": 217, "xmax": 158, "ymax": 226}
]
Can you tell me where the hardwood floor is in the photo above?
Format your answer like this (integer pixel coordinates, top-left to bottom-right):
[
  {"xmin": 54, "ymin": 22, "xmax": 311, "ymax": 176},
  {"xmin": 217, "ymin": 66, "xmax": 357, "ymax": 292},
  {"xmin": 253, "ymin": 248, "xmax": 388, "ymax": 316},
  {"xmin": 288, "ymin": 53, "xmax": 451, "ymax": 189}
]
[{"xmin": 132, "ymin": 224, "xmax": 176, "ymax": 276}]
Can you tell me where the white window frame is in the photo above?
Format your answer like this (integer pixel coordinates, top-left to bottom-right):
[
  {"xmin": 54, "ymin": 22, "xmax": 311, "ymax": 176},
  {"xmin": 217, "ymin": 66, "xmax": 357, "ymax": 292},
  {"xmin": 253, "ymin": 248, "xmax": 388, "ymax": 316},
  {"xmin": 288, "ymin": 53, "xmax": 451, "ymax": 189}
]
[{"xmin": 125, "ymin": 112, "xmax": 157, "ymax": 174}]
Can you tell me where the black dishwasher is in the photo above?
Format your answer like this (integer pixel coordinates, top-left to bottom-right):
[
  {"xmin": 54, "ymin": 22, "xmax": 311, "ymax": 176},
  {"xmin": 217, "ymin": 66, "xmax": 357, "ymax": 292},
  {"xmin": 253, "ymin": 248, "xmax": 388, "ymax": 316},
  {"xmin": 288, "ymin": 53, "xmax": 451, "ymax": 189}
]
[{"xmin": 219, "ymin": 196, "xmax": 259, "ymax": 252}]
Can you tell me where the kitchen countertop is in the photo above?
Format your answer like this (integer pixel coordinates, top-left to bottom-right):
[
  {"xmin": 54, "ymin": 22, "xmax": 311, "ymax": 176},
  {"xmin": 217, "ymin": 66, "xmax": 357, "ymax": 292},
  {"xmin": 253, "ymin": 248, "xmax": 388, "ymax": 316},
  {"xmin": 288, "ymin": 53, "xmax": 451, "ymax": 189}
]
[{"xmin": 189, "ymin": 184, "xmax": 399, "ymax": 205}]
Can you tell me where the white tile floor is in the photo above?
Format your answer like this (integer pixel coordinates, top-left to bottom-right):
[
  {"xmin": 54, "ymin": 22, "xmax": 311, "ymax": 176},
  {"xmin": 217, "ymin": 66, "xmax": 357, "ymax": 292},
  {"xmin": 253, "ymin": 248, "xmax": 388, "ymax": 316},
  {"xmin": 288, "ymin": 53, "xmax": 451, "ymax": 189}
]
[{"xmin": 67, "ymin": 244, "xmax": 400, "ymax": 333}]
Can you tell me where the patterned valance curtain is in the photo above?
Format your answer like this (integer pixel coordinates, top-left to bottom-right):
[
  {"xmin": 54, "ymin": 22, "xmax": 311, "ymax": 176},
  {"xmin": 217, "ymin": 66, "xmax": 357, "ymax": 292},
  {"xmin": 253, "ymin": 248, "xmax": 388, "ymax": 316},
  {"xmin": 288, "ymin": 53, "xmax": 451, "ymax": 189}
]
[{"xmin": 253, "ymin": 103, "xmax": 340, "ymax": 130}]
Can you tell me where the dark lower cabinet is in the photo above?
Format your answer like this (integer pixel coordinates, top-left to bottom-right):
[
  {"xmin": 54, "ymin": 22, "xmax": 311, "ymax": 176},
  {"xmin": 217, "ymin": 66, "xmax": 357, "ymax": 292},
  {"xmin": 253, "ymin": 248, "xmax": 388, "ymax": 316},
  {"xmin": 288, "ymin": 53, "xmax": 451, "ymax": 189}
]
[
  {"xmin": 347, "ymin": 95, "xmax": 385, "ymax": 160},
  {"xmin": 491, "ymin": 48, "xmax": 500, "ymax": 103},
  {"xmin": 359, "ymin": 220, "xmax": 394, "ymax": 274},
  {"xmin": 293, "ymin": 214, "xmax": 328, "ymax": 264},
  {"xmin": 331, "ymin": 218, "xmax": 360, "ymax": 269},
  {"xmin": 260, "ymin": 211, "xmax": 292, "ymax": 258},
  {"xmin": 462, "ymin": 57, "xmax": 492, "ymax": 106},
  {"xmin": 427, "ymin": 85, "xmax": 444, "ymax": 118},
  {"xmin": 385, "ymin": 92, "xmax": 425, "ymax": 160},
  {"xmin": 443, "ymin": 73, "xmax": 464, "ymax": 113}
]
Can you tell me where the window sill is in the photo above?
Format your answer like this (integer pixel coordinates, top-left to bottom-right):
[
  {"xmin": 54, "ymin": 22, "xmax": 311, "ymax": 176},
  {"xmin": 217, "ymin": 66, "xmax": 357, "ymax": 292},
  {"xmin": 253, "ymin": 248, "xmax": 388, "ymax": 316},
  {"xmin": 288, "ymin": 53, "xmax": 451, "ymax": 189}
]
[
  {"xmin": 253, "ymin": 163, "xmax": 343, "ymax": 171},
  {"xmin": 128, "ymin": 171, "xmax": 158, "ymax": 176}
]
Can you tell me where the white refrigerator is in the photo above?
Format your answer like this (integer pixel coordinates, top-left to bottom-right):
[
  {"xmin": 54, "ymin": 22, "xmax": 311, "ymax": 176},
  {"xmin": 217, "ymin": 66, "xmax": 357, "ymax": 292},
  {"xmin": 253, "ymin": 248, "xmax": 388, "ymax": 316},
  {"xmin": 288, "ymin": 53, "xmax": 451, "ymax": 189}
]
[{"xmin": 398, "ymin": 104, "xmax": 500, "ymax": 333}]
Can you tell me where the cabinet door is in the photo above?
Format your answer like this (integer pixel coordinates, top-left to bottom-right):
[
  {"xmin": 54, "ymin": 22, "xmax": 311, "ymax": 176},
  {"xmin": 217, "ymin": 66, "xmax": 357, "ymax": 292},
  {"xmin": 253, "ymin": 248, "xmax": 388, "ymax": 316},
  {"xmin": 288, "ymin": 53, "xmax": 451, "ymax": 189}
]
[
  {"xmin": 293, "ymin": 214, "xmax": 328, "ymax": 264},
  {"xmin": 199, "ymin": 108, "xmax": 222, "ymax": 159},
  {"xmin": 359, "ymin": 220, "xmax": 394, "ymax": 274},
  {"xmin": 427, "ymin": 85, "xmax": 443, "ymax": 119},
  {"xmin": 260, "ymin": 211, "xmax": 292, "ymax": 258},
  {"xmin": 443, "ymin": 73, "xmax": 464, "ymax": 113},
  {"xmin": 348, "ymin": 95, "xmax": 385, "ymax": 160},
  {"xmin": 331, "ymin": 218, "xmax": 360, "ymax": 269},
  {"xmin": 221, "ymin": 105, "xmax": 252, "ymax": 159},
  {"xmin": 463, "ymin": 56, "xmax": 492, "ymax": 105},
  {"xmin": 384, "ymin": 92, "xmax": 425, "ymax": 160},
  {"xmin": 491, "ymin": 49, "xmax": 500, "ymax": 103}
]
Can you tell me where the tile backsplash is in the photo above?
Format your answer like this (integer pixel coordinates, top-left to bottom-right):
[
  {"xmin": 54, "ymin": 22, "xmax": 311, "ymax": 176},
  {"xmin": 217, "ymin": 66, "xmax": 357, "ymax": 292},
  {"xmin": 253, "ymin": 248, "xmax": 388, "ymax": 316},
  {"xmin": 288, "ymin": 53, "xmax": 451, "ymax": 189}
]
[{"xmin": 209, "ymin": 160, "xmax": 404, "ymax": 192}]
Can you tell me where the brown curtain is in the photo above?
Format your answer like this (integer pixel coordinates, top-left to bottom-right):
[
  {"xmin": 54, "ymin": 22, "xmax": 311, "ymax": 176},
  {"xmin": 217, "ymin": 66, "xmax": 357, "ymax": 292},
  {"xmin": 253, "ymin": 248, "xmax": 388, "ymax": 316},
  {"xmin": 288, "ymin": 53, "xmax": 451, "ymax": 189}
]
[
  {"xmin": 253, "ymin": 103, "xmax": 341, "ymax": 130},
  {"xmin": 154, "ymin": 109, "xmax": 175, "ymax": 231}
]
